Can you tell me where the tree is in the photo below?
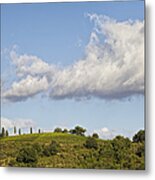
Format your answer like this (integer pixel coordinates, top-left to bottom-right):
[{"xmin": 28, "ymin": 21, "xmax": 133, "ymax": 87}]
[
  {"xmin": 54, "ymin": 127, "xmax": 62, "ymax": 133},
  {"xmin": 99, "ymin": 142, "xmax": 114, "ymax": 158},
  {"xmin": 69, "ymin": 129, "xmax": 76, "ymax": 134},
  {"xmin": 135, "ymin": 143, "xmax": 145, "ymax": 157},
  {"xmin": 6, "ymin": 130, "xmax": 9, "ymax": 137},
  {"xmin": 111, "ymin": 136, "xmax": 131, "ymax": 165},
  {"xmin": 70, "ymin": 126, "xmax": 86, "ymax": 136},
  {"xmin": 14, "ymin": 126, "xmax": 17, "ymax": 134},
  {"xmin": 133, "ymin": 130, "xmax": 145, "ymax": 143},
  {"xmin": 63, "ymin": 128, "xmax": 68, "ymax": 133},
  {"xmin": 18, "ymin": 128, "xmax": 21, "ymax": 135},
  {"xmin": 92, "ymin": 133, "xmax": 99, "ymax": 139},
  {"xmin": 84, "ymin": 137, "xmax": 98, "ymax": 149},
  {"xmin": 112, "ymin": 136, "xmax": 131, "ymax": 152},
  {"xmin": 30, "ymin": 127, "xmax": 33, "ymax": 134},
  {"xmin": 1, "ymin": 127, "xmax": 5, "ymax": 137},
  {"xmin": 16, "ymin": 146, "xmax": 38, "ymax": 164},
  {"xmin": 38, "ymin": 129, "xmax": 41, "ymax": 134}
]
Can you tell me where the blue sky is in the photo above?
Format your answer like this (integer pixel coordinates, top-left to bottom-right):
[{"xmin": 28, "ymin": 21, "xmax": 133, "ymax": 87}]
[{"xmin": 1, "ymin": 1, "xmax": 144, "ymax": 138}]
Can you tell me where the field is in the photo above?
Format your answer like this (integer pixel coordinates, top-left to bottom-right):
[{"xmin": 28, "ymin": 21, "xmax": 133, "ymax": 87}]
[{"xmin": 0, "ymin": 132, "xmax": 145, "ymax": 169}]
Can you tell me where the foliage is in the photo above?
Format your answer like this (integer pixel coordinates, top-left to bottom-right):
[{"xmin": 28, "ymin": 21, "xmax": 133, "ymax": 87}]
[
  {"xmin": 6, "ymin": 130, "xmax": 9, "ymax": 137},
  {"xmin": 18, "ymin": 128, "xmax": 21, "ymax": 135},
  {"xmin": 84, "ymin": 137, "xmax": 98, "ymax": 149},
  {"xmin": 135, "ymin": 143, "xmax": 145, "ymax": 157},
  {"xmin": 54, "ymin": 127, "xmax": 62, "ymax": 133},
  {"xmin": 0, "ymin": 129, "xmax": 145, "ymax": 169},
  {"xmin": 133, "ymin": 130, "xmax": 145, "ymax": 143},
  {"xmin": 14, "ymin": 126, "xmax": 17, "ymax": 134},
  {"xmin": 92, "ymin": 133, "xmax": 99, "ymax": 139},
  {"xmin": 33, "ymin": 143, "xmax": 43, "ymax": 156},
  {"xmin": 70, "ymin": 126, "xmax": 86, "ymax": 136},
  {"xmin": 1, "ymin": 127, "xmax": 5, "ymax": 137},
  {"xmin": 30, "ymin": 127, "xmax": 33, "ymax": 134},
  {"xmin": 16, "ymin": 146, "xmax": 38, "ymax": 164},
  {"xmin": 111, "ymin": 136, "xmax": 131, "ymax": 164},
  {"xmin": 63, "ymin": 128, "xmax": 68, "ymax": 133},
  {"xmin": 43, "ymin": 140, "xmax": 59, "ymax": 156}
]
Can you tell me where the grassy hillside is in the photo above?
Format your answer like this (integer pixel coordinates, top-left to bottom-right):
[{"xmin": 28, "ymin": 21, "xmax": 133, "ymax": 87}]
[{"xmin": 0, "ymin": 132, "xmax": 145, "ymax": 169}]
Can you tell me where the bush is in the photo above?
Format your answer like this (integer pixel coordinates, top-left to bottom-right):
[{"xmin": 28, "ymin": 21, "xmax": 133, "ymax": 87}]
[
  {"xmin": 70, "ymin": 126, "xmax": 86, "ymax": 136},
  {"xmin": 84, "ymin": 137, "xmax": 98, "ymax": 149},
  {"xmin": 16, "ymin": 146, "xmax": 38, "ymax": 164},
  {"xmin": 43, "ymin": 140, "xmax": 59, "ymax": 156},
  {"xmin": 133, "ymin": 130, "xmax": 145, "ymax": 143},
  {"xmin": 54, "ymin": 127, "xmax": 62, "ymax": 133},
  {"xmin": 33, "ymin": 143, "xmax": 43, "ymax": 155},
  {"xmin": 92, "ymin": 133, "xmax": 99, "ymax": 139},
  {"xmin": 99, "ymin": 142, "xmax": 114, "ymax": 158},
  {"xmin": 63, "ymin": 128, "xmax": 68, "ymax": 133},
  {"xmin": 135, "ymin": 144, "xmax": 145, "ymax": 157}
]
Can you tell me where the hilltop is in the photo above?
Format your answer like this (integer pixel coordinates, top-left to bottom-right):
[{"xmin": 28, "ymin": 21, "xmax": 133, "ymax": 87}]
[{"xmin": 0, "ymin": 130, "xmax": 145, "ymax": 170}]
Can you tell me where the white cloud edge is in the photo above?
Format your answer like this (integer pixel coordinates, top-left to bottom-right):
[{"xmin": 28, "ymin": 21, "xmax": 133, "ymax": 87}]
[
  {"xmin": 1, "ymin": 117, "xmax": 36, "ymax": 130},
  {"xmin": 1, "ymin": 14, "xmax": 144, "ymax": 102}
]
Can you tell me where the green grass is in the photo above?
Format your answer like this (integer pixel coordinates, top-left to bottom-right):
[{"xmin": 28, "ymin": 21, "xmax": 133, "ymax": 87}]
[{"xmin": 0, "ymin": 132, "xmax": 145, "ymax": 169}]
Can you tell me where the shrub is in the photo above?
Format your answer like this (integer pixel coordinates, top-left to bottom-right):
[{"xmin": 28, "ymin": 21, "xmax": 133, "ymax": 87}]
[
  {"xmin": 16, "ymin": 146, "xmax": 38, "ymax": 163},
  {"xmin": 70, "ymin": 126, "xmax": 86, "ymax": 136},
  {"xmin": 43, "ymin": 140, "xmax": 59, "ymax": 156},
  {"xmin": 133, "ymin": 130, "xmax": 145, "ymax": 143},
  {"xmin": 33, "ymin": 143, "xmax": 43, "ymax": 155},
  {"xmin": 84, "ymin": 137, "xmax": 98, "ymax": 149},
  {"xmin": 54, "ymin": 127, "xmax": 62, "ymax": 133},
  {"xmin": 135, "ymin": 144, "xmax": 145, "ymax": 157},
  {"xmin": 92, "ymin": 133, "xmax": 99, "ymax": 139},
  {"xmin": 99, "ymin": 142, "xmax": 114, "ymax": 158},
  {"xmin": 63, "ymin": 128, "xmax": 68, "ymax": 133}
]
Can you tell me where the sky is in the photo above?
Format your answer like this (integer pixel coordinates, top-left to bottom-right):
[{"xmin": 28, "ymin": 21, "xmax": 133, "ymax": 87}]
[{"xmin": 0, "ymin": 0, "xmax": 145, "ymax": 139}]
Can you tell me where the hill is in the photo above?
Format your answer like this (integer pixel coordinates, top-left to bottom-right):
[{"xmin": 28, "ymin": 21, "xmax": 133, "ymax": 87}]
[{"xmin": 0, "ymin": 132, "xmax": 145, "ymax": 169}]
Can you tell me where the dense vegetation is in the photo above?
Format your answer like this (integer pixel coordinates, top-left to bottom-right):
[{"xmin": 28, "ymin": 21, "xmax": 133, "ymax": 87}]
[{"xmin": 0, "ymin": 127, "xmax": 145, "ymax": 169}]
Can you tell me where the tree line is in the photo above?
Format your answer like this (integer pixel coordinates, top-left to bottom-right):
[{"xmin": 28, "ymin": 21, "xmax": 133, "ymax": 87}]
[
  {"xmin": 0, "ymin": 125, "xmax": 88, "ymax": 137},
  {"xmin": 0, "ymin": 126, "xmax": 145, "ymax": 144}
]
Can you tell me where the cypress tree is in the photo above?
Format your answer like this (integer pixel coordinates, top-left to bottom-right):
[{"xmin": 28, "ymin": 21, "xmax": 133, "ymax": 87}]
[
  {"xmin": 2, "ymin": 127, "xmax": 5, "ymax": 137},
  {"xmin": 30, "ymin": 127, "xmax": 33, "ymax": 134},
  {"xmin": 14, "ymin": 126, "xmax": 17, "ymax": 134},
  {"xmin": 19, "ymin": 128, "xmax": 21, "ymax": 135},
  {"xmin": 6, "ymin": 130, "xmax": 9, "ymax": 137}
]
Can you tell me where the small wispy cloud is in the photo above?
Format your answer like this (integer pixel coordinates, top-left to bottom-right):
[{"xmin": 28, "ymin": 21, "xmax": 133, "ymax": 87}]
[
  {"xmin": 94, "ymin": 127, "xmax": 116, "ymax": 139},
  {"xmin": 93, "ymin": 127, "xmax": 136, "ymax": 140},
  {"xmin": 1, "ymin": 117, "xmax": 36, "ymax": 129},
  {"xmin": 1, "ymin": 14, "xmax": 144, "ymax": 102}
]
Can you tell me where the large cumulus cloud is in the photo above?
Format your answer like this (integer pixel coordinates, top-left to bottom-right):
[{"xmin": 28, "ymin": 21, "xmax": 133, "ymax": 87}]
[{"xmin": 2, "ymin": 14, "xmax": 144, "ymax": 102}]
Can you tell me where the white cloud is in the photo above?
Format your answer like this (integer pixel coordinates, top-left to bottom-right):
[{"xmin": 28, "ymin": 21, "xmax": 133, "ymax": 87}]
[
  {"xmin": 3, "ymin": 75, "xmax": 49, "ymax": 102},
  {"xmin": 1, "ymin": 117, "xmax": 35, "ymax": 129},
  {"xmin": 2, "ymin": 14, "xmax": 144, "ymax": 102},
  {"xmin": 94, "ymin": 127, "xmax": 137, "ymax": 140},
  {"xmin": 10, "ymin": 51, "xmax": 56, "ymax": 77},
  {"xmin": 94, "ymin": 127, "xmax": 116, "ymax": 139}
]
